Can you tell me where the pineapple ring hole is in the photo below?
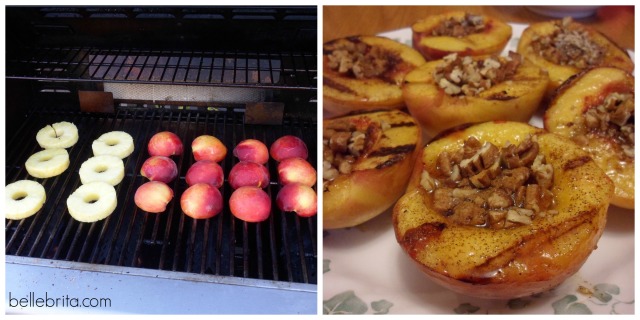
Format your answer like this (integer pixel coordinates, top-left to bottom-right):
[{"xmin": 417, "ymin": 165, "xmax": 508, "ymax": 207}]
[
  {"xmin": 83, "ymin": 194, "xmax": 101, "ymax": 204},
  {"xmin": 11, "ymin": 191, "xmax": 29, "ymax": 201},
  {"xmin": 94, "ymin": 165, "xmax": 109, "ymax": 173},
  {"xmin": 48, "ymin": 129, "xmax": 64, "ymax": 138}
]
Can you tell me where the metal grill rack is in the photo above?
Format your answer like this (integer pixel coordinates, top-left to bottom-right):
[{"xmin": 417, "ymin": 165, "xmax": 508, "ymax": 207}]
[
  {"xmin": 7, "ymin": 47, "xmax": 317, "ymax": 90},
  {"xmin": 5, "ymin": 105, "xmax": 317, "ymax": 285}
]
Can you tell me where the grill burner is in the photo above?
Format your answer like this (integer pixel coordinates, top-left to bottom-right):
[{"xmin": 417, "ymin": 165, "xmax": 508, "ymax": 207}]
[{"xmin": 5, "ymin": 105, "xmax": 317, "ymax": 285}]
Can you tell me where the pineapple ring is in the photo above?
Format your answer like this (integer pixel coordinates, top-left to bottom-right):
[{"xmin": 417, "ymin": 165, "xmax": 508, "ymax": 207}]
[
  {"xmin": 6, "ymin": 180, "xmax": 46, "ymax": 220},
  {"xmin": 25, "ymin": 148, "xmax": 70, "ymax": 179},
  {"xmin": 66, "ymin": 181, "xmax": 117, "ymax": 223},
  {"xmin": 36, "ymin": 121, "xmax": 79, "ymax": 149},
  {"xmin": 79, "ymin": 155, "xmax": 125, "ymax": 186},
  {"xmin": 92, "ymin": 131, "xmax": 135, "ymax": 159}
]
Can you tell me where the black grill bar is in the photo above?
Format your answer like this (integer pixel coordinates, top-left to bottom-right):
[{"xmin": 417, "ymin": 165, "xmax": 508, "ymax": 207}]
[
  {"xmin": 7, "ymin": 46, "xmax": 317, "ymax": 91},
  {"xmin": 5, "ymin": 106, "xmax": 317, "ymax": 285}
]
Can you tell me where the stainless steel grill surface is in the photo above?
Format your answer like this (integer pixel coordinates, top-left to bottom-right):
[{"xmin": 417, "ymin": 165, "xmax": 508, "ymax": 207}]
[{"xmin": 6, "ymin": 106, "xmax": 317, "ymax": 283}]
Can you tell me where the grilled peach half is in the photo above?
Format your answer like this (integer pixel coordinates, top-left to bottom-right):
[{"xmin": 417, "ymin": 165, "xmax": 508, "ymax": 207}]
[
  {"xmin": 403, "ymin": 53, "xmax": 548, "ymax": 138},
  {"xmin": 323, "ymin": 36, "xmax": 426, "ymax": 117},
  {"xmin": 393, "ymin": 121, "xmax": 613, "ymax": 299},
  {"xmin": 545, "ymin": 67, "xmax": 634, "ymax": 209},
  {"xmin": 517, "ymin": 18, "xmax": 634, "ymax": 96},
  {"xmin": 412, "ymin": 11, "xmax": 512, "ymax": 61},
  {"xmin": 323, "ymin": 110, "xmax": 422, "ymax": 229}
]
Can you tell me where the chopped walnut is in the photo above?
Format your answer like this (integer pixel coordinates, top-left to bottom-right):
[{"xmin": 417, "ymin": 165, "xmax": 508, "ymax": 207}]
[
  {"xmin": 450, "ymin": 202, "xmax": 486, "ymax": 225},
  {"xmin": 420, "ymin": 169, "xmax": 437, "ymax": 192},
  {"xmin": 432, "ymin": 13, "xmax": 486, "ymax": 38},
  {"xmin": 532, "ymin": 154, "xmax": 554, "ymax": 190},
  {"xmin": 323, "ymin": 118, "xmax": 389, "ymax": 190},
  {"xmin": 487, "ymin": 189, "xmax": 512, "ymax": 209},
  {"xmin": 326, "ymin": 38, "xmax": 399, "ymax": 80},
  {"xmin": 506, "ymin": 208, "xmax": 534, "ymax": 226},
  {"xmin": 434, "ymin": 51, "xmax": 522, "ymax": 96},
  {"xmin": 423, "ymin": 136, "xmax": 556, "ymax": 229},
  {"xmin": 575, "ymin": 92, "xmax": 634, "ymax": 159},
  {"xmin": 530, "ymin": 17, "xmax": 604, "ymax": 69}
]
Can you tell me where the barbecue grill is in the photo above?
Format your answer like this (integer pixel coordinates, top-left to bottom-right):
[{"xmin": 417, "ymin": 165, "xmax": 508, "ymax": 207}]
[{"xmin": 5, "ymin": 6, "xmax": 317, "ymax": 314}]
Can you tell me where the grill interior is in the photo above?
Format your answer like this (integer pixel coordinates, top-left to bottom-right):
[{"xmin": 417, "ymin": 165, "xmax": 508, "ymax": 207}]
[
  {"xmin": 5, "ymin": 6, "xmax": 317, "ymax": 287},
  {"xmin": 5, "ymin": 105, "xmax": 317, "ymax": 284}
]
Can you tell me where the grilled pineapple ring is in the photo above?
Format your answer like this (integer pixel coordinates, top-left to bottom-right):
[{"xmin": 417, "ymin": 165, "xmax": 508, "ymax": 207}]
[
  {"xmin": 92, "ymin": 131, "xmax": 135, "ymax": 159},
  {"xmin": 6, "ymin": 180, "xmax": 46, "ymax": 220},
  {"xmin": 67, "ymin": 181, "xmax": 117, "ymax": 223},
  {"xmin": 393, "ymin": 121, "xmax": 613, "ymax": 299},
  {"xmin": 36, "ymin": 121, "xmax": 79, "ymax": 149},
  {"xmin": 323, "ymin": 109, "xmax": 422, "ymax": 229},
  {"xmin": 25, "ymin": 148, "xmax": 70, "ymax": 179}
]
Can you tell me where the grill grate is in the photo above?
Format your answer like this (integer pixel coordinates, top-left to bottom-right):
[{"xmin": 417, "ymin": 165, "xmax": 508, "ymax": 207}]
[
  {"xmin": 7, "ymin": 47, "xmax": 317, "ymax": 90},
  {"xmin": 5, "ymin": 106, "xmax": 317, "ymax": 284}
]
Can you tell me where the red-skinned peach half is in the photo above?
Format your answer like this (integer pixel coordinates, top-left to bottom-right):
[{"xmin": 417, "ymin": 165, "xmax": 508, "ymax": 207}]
[
  {"xmin": 233, "ymin": 139, "xmax": 269, "ymax": 164},
  {"xmin": 228, "ymin": 161, "xmax": 270, "ymax": 189},
  {"xmin": 277, "ymin": 157, "xmax": 317, "ymax": 187},
  {"xmin": 185, "ymin": 160, "xmax": 224, "ymax": 188},
  {"xmin": 276, "ymin": 183, "xmax": 317, "ymax": 217},
  {"xmin": 229, "ymin": 186, "xmax": 271, "ymax": 222},
  {"xmin": 140, "ymin": 156, "xmax": 178, "ymax": 183},
  {"xmin": 148, "ymin": 131, "xmax": 183, "ymax": 157},
  {"xmin": 192, "ymin": 135, "xmax": 227, "ymax": 162},
  {"xmin": 180, "ymin": 183, "xmax": 223, "ymax": 219},
  {"xmin": 270, "ymin": 135, "xmax": 308, "ymax": 162},
  {"xmin": 134, "ymin": 181, "xmax": 174, "ymax": 213}
]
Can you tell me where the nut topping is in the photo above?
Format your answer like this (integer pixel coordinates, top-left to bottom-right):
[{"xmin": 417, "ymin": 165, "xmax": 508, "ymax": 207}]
[
  {"xmin": 434, "ymin": 51, "xmax": 522, "ymax": 97},
  {"xmin": 530, "ymin": 17, "xmax": 604, "ymax": 69},
  {"xmin": 432, "ymin": 13, "xmax": 486, "ymax": 38},
  {"xmin": 326, "ymin": 39, "xmax": 400, "ymax": 80},
  {"xmin": 425, "ymin": 136, "xmax": 555, "ymax": 229},
  {"xmin": 575, "ymin": 92, "xmax": 635, "ymax": 159},
  {"xmin": 323, "ymin": 119, "xmax": 387, "ymax": 190}
]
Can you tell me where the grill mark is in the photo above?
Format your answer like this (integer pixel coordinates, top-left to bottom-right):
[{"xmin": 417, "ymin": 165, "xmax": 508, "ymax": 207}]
[
  {"xmin": 379, "ymin": 74, "xmax": 400, "ymax": 85},
  {"xmin": 390, "ymin": 121, "xmax": 417, "ymax": 128},
  {"xmin": 369, "ymin": 144, "xmax": 416, "ymax": 157},
  {"xmin": 458, "ymin": 209, "xmax": 596, "ymax": 285},
  {"xmin": 402, "ymin": 222, "xmax": 447, "ymax": 259},
  {"xmin": 343, "ymin": 109, "xmax": 389, "ymax": 116},
  {"xmin": 563, "ymin": 156, "xmax": 592, "ymax": 170},
  {"xmin": 375, "ymin": 155, "xmax": 405, "ymax": 169},
  {"xmin": 486, "ymin": 92, "xmax": 516, "ymax": 101},
  {"xmin": 323, "ymin": 76, "xmax": 358, "ymax": 95}
]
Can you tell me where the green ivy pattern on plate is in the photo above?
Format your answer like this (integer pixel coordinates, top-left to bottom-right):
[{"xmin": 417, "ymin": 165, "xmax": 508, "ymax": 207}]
[
  {"xmin": 450, "ymin": 283, "xmax": 634, "ymax": 314},
  {"xmin": 326, "ymin": 255, "xmax": 633, "ymax": 314},
  {"xmin": 551, "ymin": 283, "xmax": 634, "ymax": 314},
  {"xmin": 323, "ymin": 259, "xmax": 394, "ymax": 315},
  {"xmin": 323, "ymin": 290, "xmax": 394, "ymax": 315}
]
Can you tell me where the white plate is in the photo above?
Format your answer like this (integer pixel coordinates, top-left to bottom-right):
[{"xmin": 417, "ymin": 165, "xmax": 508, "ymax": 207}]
[{"xmin": 322, "ymin": 24, "xmax": 635, "ymax": 315}]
